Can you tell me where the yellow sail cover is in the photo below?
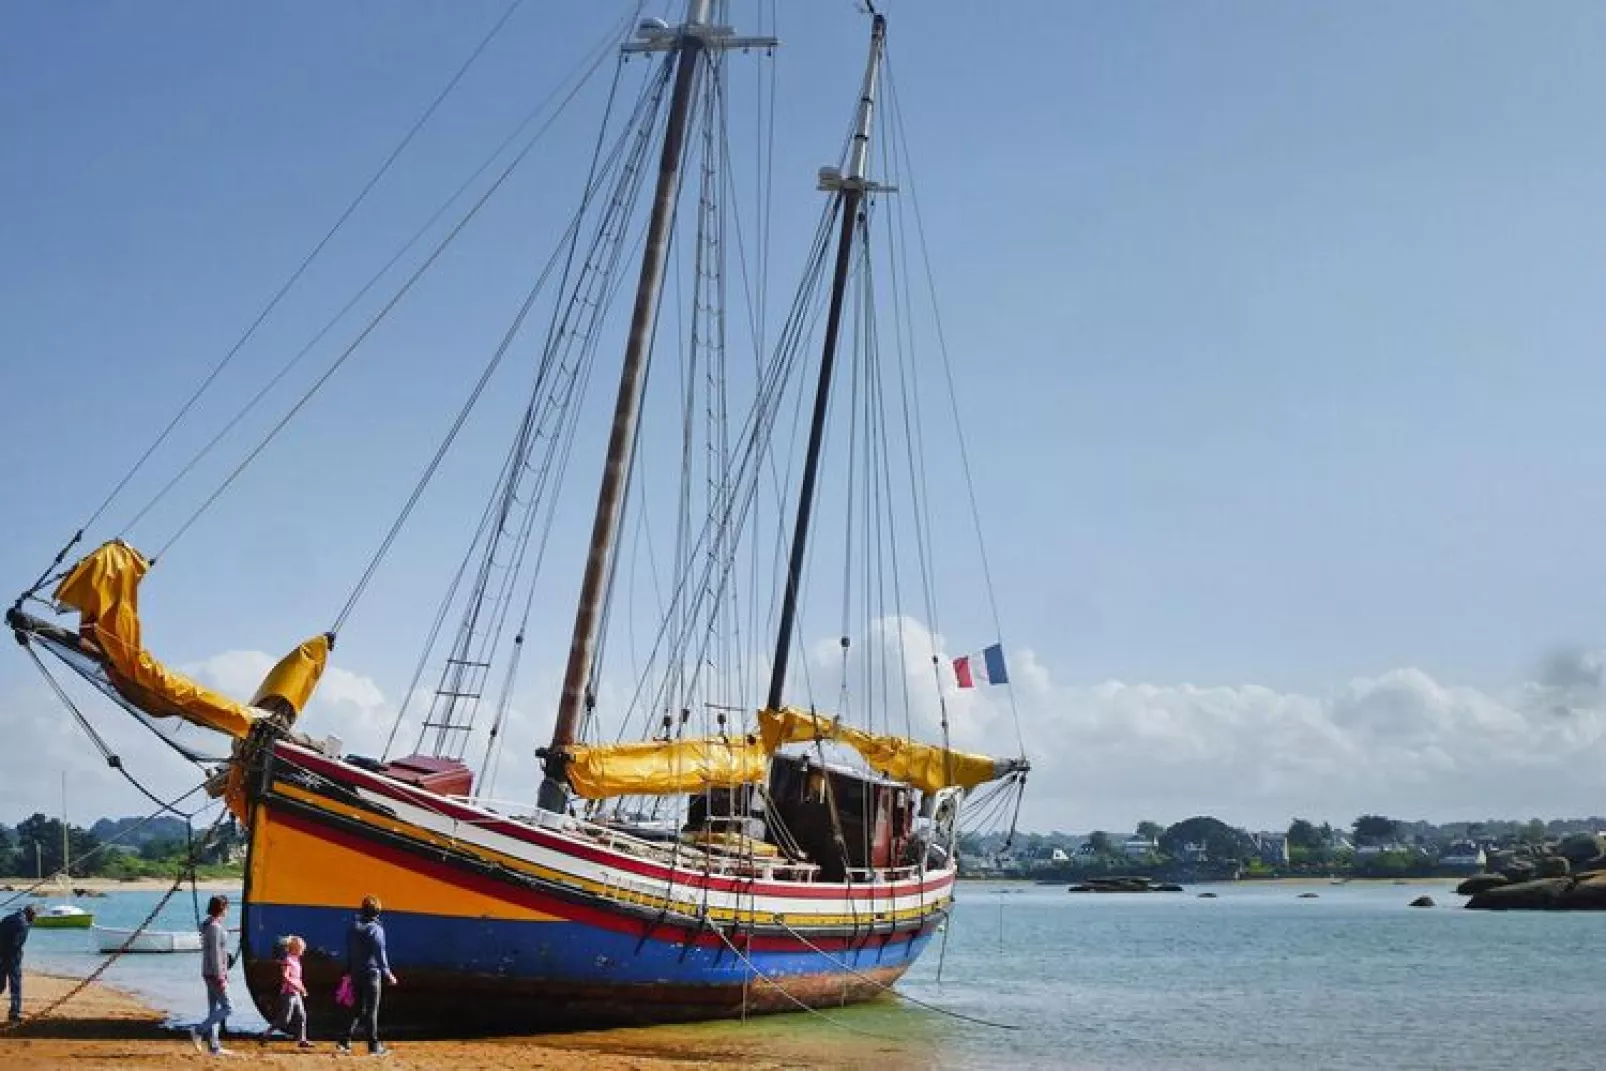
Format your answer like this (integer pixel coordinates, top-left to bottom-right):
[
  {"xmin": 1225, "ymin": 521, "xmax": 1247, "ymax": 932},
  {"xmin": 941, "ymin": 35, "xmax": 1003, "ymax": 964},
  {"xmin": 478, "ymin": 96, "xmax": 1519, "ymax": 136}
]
[
  {"xmin": 564, "ymin": 707, "xmax": 1015, "ymax": 798},
  {"xmin": 52, "ymin": 541, "xmax": 330, "ymax": 740},
  {"xmin": 566, "ymin": 735, "xmax": 767, "ymax": 798},
  {"xmin": 758, "ymin": 706, "xmax": 1011, "ymax": 794}
]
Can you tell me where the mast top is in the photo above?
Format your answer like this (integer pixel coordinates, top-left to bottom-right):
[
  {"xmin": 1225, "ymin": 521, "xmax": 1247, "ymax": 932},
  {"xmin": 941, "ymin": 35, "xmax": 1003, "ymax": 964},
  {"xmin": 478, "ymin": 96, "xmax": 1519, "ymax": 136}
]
[
  {"xmin": 817, "ymin": 15, "xmax": 893, "ymax": 195},
  {"xmin": 623, "ymin": 1, "xmax": 778, "ymax": 55}
]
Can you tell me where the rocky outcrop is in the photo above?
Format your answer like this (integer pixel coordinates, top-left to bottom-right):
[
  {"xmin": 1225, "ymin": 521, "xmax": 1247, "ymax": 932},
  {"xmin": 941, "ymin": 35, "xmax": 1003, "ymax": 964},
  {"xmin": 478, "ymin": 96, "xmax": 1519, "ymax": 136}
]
[
  {"xmin": 1538, "ymin": 856, "xmax": 1571, "ymax": 878},
  {"xmin": 1556, "ymin": 833, "xmax": 1605, "ymax": 865},
  {"xmin": 1069, "ymin": 876, "xmax": 1185, "ymax": 894},
  {"xmin": 1409, "ymin": 895, "xmax": 1435, "ymax": 908},
  {"xmin": 1466, "ymin": 876, "xmax": 1574, "ymax": 911},
  {"xmin": 1456, "ymin": 873, "xmax": 1508, "ymax": 896}
]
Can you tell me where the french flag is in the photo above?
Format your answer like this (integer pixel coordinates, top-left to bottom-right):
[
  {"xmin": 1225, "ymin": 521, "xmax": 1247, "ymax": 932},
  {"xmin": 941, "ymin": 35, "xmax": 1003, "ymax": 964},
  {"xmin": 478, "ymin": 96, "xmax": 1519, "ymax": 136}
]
[{"xmin": 953, "ymin": 643, "xmax": 1009, "ymax": 689}]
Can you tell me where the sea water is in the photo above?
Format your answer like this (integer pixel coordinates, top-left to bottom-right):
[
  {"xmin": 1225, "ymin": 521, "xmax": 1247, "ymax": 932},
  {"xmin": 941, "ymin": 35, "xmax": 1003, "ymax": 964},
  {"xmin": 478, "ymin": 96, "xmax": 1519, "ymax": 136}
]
[{"xmin": 18, "ymin": 880, "xmax": 1606, "ymax": 1068}]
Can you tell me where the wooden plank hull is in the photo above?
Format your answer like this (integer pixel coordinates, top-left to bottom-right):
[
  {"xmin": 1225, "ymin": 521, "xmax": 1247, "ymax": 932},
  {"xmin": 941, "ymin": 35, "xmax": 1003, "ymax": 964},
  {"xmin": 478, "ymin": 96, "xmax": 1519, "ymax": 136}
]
[{"xmin": 241, "ymin": 742, "xmax": 951, "ymax": 1035}]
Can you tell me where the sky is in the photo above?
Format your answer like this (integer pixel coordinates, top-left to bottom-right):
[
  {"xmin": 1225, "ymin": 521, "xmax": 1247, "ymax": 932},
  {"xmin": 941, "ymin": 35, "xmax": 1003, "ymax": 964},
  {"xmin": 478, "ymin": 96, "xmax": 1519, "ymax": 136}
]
[{"xmin": 4, "ymin": 1, "xmax": 1606, "ymax": 836}]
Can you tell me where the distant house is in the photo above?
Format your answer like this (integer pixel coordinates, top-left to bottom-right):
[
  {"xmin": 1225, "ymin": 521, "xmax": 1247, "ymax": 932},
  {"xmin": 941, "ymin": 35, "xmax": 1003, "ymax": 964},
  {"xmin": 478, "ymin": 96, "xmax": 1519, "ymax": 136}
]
[
  {"xmin": 1327, "ymin": 831, "xmax": 1355, "ymax": 854},
  {"xmin": 1121, "ymin": 837, "xmax": 1159, "ymax": 858},
  {"xmin": 1179, "ymin": 841, "xmax": 1210, "ymax": 864},
  {"xmin": 1438, "ymin": 841, "xmax": 1486, "ymax": 871},
  {"xmin": 1255, "ymin": 832, "xmax": 1290, "ymax": 866},
  {"xmin": 1355, "ymin": 842, "xmax": 1410, "ymax": 858}
]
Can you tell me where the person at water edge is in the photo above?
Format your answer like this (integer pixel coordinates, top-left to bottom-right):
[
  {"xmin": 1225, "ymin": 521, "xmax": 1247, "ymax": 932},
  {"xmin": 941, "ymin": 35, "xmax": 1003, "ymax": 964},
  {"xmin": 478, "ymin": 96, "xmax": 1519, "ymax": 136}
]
[
  {"xmin": 190, "ymin": 895, "xmax": 234, "ymax": 1056},
  {"xmin": 0, "ymin": 905, "xmax": 37, "ymax": 1022},
  {"xmin": 264, "ymin": 935, "xmax": 311, "ymax": 1048},
  {"xmin": 337, "ymin": 895, "xmax": 398, "ymax": 1056}
]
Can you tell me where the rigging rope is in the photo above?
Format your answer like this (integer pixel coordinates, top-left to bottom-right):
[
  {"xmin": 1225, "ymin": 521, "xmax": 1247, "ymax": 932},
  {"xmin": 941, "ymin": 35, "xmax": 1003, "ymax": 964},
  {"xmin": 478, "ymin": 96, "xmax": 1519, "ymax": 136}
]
[
  {"xmin": 703, "ymin": 923, "xmax": 899, "ymax": 1042},
  {"xmin": 150, "ymin": 10, "xmax": 632, "ymax": 565},
  {"xmin": 74, "ymin": 0, "xmax": 528, "ymax": 545},
  {"xmin": 775, "ymin": 919, "xmax": 1021, "ymax": 1031},
  {"xmin": 0, "ymin": 805, "xmax": 232, "ymax": 1037}
]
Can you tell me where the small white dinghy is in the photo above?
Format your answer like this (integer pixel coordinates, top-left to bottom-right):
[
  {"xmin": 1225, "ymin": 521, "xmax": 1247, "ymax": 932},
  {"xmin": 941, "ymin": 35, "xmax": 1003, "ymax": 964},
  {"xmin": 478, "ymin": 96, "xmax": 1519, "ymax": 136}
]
[{"xmin": 90, "ymin": 924, "xmax": 202, "ymax": 953}]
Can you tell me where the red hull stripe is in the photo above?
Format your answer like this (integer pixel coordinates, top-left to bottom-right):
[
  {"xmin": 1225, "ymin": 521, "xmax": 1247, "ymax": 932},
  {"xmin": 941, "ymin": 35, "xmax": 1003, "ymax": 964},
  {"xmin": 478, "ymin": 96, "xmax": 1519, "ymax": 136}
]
[
  {"xmin": 268, "ymin": 804, "xmax": 929, "ymax": 954},
  {"xmin": 281, "ymin": 744, "xmax": 954, "ymax": 902}
]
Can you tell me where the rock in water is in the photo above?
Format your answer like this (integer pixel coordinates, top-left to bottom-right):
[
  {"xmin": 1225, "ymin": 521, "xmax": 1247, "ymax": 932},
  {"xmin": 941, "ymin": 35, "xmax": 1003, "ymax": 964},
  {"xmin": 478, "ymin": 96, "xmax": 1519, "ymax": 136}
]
[
  {"xmin": 1465, "ymin": 877, "xmax": 1571, "ymax": 911},
  {"xmin": 1456, "ymin": 873, "xmax": 1508, "ymax": 896},
  {"xmin": 1297, "ymin": 892, "xmax": 1319, "ymax": 899},
  {"xmin": 1560, "ymin": 874, "xmax": 1606, "ymax": 910},
  {"xmin": 1197, "ymin": 892, "xmax": 1218, "ymax": 899},
  {"xmin": 1409, "ymin": 895, "xmax": 1435, "ymax": 908}
]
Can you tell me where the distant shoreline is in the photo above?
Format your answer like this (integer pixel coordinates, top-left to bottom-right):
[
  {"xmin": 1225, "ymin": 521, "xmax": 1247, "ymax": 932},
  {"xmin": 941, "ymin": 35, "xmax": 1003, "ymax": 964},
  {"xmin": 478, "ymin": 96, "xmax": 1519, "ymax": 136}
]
[
  {"xmin": 0, "ymin": 876, "xmax": 241, "ymax": 893},
  {"xmin": 961, "ymin": 875, "xmax": 1457, "ymax": 887}
]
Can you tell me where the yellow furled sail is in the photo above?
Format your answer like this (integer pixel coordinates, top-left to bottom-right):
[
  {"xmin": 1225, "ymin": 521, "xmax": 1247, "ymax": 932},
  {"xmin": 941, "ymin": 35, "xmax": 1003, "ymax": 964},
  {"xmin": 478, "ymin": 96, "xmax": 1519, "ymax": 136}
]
[
  {"xmin": 52, "ymin": 541, "xmax": 331, "ymax": 740},
  {"xmin": 251, "ymin": 633, "xmax": 333, "ymax": 718},
  {"xmin": 564, "ymin": 707, "xmax": 1015, "ymax": 798},
  {"xmin": 565, "ymin": 735, "xmax": 768, "ymax": 799},
  {"xmin": 758, "ymin": 706, "xmax": 1012, "ymax": 794}
]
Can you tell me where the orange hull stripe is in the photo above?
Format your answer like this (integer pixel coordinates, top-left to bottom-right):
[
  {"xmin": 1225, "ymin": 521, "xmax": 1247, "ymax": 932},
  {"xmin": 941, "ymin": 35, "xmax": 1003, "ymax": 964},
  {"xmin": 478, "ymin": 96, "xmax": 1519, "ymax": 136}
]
[{"xmin": 249, "ymin": 805, "xmax": 559, "ymax": 921}]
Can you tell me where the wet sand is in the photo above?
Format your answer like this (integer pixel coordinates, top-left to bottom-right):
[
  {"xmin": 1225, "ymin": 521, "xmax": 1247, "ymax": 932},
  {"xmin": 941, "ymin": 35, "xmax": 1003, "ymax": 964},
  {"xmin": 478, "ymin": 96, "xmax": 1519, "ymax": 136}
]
[{"xmin": 0, "ymin": 974, "xmax": 904, "ymax": 1069}]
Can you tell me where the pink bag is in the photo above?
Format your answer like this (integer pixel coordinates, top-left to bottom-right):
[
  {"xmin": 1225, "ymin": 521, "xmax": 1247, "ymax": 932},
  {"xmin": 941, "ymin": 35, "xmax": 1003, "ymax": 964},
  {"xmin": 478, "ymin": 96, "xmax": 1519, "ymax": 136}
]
[{"xmin": 334, "ymin": 974, "xmax": 355, "ymax": 1008}]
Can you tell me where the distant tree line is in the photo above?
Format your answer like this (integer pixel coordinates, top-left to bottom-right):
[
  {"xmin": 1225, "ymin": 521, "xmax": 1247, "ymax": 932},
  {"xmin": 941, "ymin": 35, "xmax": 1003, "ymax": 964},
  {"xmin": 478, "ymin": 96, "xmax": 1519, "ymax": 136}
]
[
  {"xmin": 0, "ymin": 814, "xmax": 247, "ymax": 880},
  {"xmin": 960, "ymin": 813, "xmax": 1606, "ymax": 878}
]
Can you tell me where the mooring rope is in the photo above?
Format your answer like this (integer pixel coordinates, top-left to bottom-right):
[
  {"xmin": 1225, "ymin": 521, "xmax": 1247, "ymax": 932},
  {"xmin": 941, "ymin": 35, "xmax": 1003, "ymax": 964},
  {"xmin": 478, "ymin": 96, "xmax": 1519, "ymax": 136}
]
[
  {"xmin": 775, "ymin": 919, "xmax": 1020, "ymax": 1030},
  {"xmin": 705, "ymin": 922, "xmax": 898, "ymax": 1042},
  {"xmin": 0, "ymin": 805, "xmax": 231, "ymax": 1036}
]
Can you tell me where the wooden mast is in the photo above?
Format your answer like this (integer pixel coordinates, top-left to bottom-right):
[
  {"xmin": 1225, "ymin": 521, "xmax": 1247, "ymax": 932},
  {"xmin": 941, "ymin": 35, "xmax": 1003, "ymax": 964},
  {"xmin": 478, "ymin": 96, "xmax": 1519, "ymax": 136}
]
[
  {"xmin": 540, "ymin": 2, "xmax": 775, "ymax": 810},
  {"xmin": 765, "ymin": 14, "xmax": 887, "ymax": 713}
]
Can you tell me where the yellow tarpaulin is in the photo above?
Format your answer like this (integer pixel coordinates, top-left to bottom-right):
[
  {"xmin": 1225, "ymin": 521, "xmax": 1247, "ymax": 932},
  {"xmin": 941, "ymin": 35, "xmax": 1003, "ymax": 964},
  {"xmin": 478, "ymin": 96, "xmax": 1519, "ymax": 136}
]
[
  {"xmin": 565, "ymin": 735, "xmax": 768, "ymax": 799},
  {"xmin": 251, "ymin": 634, "xmax": 333, "ymax": 716},
  {"xmin": 52, "ymin": 541, "xmax": 330, "ymax": 741},
  {"xmin": 564, "ymin": 707, "xmax": 1015, "ymax": 798},
  {"xmin": 758, "ymin": 706, "xmax": 1010, "ymax": 795}
]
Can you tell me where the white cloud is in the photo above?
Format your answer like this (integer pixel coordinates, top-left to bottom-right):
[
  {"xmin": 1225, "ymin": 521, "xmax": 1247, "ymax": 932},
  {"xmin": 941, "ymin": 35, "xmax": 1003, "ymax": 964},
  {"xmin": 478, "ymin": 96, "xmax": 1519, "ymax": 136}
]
[
  {"xmin": 798, "ymin": 616, "xmax": 1606, "ymax": 833},
  {"xmin": 6, "ymin": 629, "xmax": 1606, "ymax": 838},
  {"xmin": 185, "ymin": 649, "xmax": 391, "ymax": 752}
]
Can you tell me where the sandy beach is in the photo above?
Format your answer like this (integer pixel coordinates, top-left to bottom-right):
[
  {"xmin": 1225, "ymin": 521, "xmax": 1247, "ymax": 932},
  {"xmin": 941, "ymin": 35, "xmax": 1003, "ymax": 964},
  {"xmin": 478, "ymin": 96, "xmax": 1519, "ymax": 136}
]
[
  {"xmin": 0, "ymin": 974, "xmax": 904, "ymax": 1069},
  {"xmin": 1, "ymin": 877, "xmax": 243, "ymax": 894}
]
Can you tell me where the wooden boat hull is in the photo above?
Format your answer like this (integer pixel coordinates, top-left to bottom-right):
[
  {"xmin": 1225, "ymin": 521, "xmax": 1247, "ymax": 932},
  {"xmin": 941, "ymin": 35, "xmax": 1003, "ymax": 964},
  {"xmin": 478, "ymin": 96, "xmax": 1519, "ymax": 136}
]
[{"xmin": 241, "ymin": 742, "xmax": 950, "ymax": 1034}]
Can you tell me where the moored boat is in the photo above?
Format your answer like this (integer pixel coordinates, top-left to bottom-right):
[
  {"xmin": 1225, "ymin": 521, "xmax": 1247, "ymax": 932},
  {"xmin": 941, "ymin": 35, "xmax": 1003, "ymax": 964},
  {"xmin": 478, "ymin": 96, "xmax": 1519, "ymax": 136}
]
[
  {"xmin": 33, "ymin": 904, "xmax": 94, "ymax": 930},
  {"xmin": 9, "ymin": 1, "xmax": 1030, "ymax": 1035},
  {"xmin": 91, "ymin": 924, "xmax": 202, "ymax": 953}
]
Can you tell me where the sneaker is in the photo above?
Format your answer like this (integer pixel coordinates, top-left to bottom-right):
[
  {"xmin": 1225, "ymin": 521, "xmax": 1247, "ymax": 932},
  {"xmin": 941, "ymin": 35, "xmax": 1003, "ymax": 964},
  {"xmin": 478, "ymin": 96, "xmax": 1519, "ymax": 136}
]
[
  {"xmin": 298, "ymin": 1040, "xmax": 315, "ymax": 1049},
  {"xmin": 211, "ymin": 1047, "xmax": 235, "ymax": 1057},
  {"xmin": 336, "ymin": 1041, "xmax": 352, "ymax": 1054},
  {"xmin": 368, "ymin": 1045, "xmax": 390, "ymax": 1057},
  {"xmin": 189, "ymin": 1029, "xmax": 204, "ymax": 1053}
]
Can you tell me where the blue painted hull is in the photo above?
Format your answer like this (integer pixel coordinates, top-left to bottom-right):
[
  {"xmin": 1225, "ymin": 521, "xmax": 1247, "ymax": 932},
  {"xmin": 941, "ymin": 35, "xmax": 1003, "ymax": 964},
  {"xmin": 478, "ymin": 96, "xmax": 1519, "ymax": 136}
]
[{"xmin": 245, "ymin": 902, "xmax": 932, "ymax": 1033}]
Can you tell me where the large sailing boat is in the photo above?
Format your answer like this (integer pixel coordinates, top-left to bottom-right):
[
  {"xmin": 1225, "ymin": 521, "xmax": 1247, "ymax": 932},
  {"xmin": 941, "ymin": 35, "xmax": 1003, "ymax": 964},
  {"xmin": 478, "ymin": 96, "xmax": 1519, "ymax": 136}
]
[{"xmin": 9, "ymin": 2, "xmax": 1028, "ymax": 1033}]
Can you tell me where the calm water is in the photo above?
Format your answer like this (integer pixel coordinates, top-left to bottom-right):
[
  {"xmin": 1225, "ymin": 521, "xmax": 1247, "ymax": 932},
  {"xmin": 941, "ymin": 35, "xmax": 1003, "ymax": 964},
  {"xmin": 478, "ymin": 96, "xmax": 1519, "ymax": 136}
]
[{"xmin": 16, "ymin": 880, "xmax": 1605, "ymax": 1068}]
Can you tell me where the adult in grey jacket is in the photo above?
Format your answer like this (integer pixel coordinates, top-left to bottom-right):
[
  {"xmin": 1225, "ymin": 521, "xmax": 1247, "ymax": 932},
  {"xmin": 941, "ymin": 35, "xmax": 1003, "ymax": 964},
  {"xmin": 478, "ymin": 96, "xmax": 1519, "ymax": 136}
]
[
  {"xmin": 337, "ymin": 895, "xmax": 398, "ymax": 1056},
  {"xmin": 0, "ymin": 905, "xmax": 37, "ymax": 1022},
  {"xmin": 190, "ymin": 895, "xmax": 234, "ymax": 1056}
]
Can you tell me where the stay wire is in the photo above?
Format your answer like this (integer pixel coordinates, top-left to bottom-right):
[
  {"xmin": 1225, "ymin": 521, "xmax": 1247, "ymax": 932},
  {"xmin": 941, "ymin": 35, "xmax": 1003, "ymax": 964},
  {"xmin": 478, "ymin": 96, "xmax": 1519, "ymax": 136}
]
[
  {"xmin": 121, "ymin": 4, "xmax": 629, "ymax": 542},
  {"xmin": 81, "ymin": 0, "xmax": 528, "ymax": 542},
  {"xmin": 157, "ymin": 20, "xmax": 623, "ymax": 568},
  {"xmin": 883, "ymin": 50, "xmax": 1026, "ymax": 758},
  {"xmin": 20, "ymin": 642, "xmax": 213, "ymax": 820}
]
